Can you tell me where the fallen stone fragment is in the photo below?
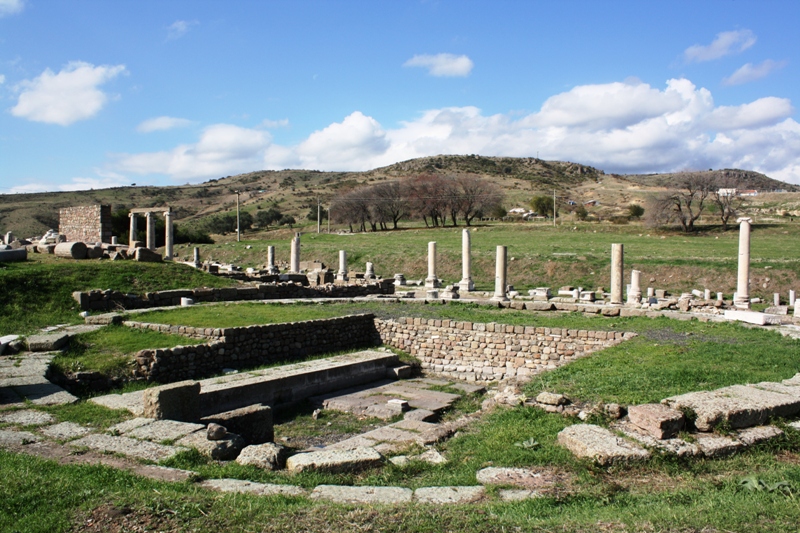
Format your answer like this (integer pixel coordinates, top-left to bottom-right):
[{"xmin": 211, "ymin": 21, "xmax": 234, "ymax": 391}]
[
  {"xmin": 536, "ymin": 392, "xmax": 567, "ymax": 406},
  {"xmin": 557, "ymin": 424, "xmax": 650, "ymax": 465},
  {"xmin": 0, "ymin": 409, "xmax": 56, "ymax": 426},
  {"xmin": 693, "ymin": 433, "xmax": 743, "ymax": 457},
  {"xmin": 201, "ymin": 403, "xmax": 273, "ymax": 444},
  {"xmin": 40, "ymin": 422, "xmax": 92, "ymax": 440},
  {"xmin": 389, "ymin": 455, "xmax": 409, "ymax": 466},
  {"xmin": 207, "ymin": 423, "xmax": 228, "ymax": 441},
  {"xmin": 286, "ymin": 446, "xmax": 383, "ymax": 473},
  {"xmin": 311, "ymin": 485, "xmax": 413, "ymax": 505},
  {"xmin": 175, "ymin": 431, "xmax": 244, "ymax": 461},
  {"xmin": 199, "ymin": 478, "xmax": 306, "ymax": 497},
  {"xmin": 414, "ymin": 486, "xmax": 485, "ymax": 504},
  {"xmin": 25, "ymin": 333, "xmax": 69, "ymax": 352},
  {"xmin": 627, "ymin": 403, "xmax": 685, "ymax": 439},
  {"xmin": 612, "ymin": 421, "xmax": 700, "ymax": 457},
  {"xmin": 413, "ymin": 448, "xmax": 447, "ymax": 465},
  {"xmin": 236, "ymin": 443, "xmax": 287, "ymax": 470},
  {"xmin": 736, "ymin": 425, "xmax": 783, "ymax": 446}
]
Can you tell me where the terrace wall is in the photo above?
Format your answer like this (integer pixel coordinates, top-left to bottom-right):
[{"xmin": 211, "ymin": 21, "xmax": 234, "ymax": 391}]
[
  {"xmin": 375, "ymin": 317, "xmax": 636, "ymax": 382},
  {"xmin": 129, "ymin": 314, "xmax": 381, "ymax": 382}
]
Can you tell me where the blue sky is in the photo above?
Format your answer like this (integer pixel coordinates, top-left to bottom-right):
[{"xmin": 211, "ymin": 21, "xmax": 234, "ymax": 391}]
[{"xmin": 1, "ymin": 0, "xmax": 799, "ymax": 193}]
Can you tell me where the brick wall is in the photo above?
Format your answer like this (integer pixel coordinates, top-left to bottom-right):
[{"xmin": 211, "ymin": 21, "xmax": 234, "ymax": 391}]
[
  {"xmin": 376, "ymin": 317, "xmax": 636, "ymax": 382},
  {"xmin": 59, "ymin": 205, "xmax": 112, "ymax": 243}
]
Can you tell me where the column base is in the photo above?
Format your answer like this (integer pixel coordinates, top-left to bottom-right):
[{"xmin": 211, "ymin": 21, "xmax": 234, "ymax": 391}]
[
  {"xmin": 490, "ymin": 294, "xmax": 509, "ymax": 302},
  {"xmin": 458, "ymin": 279, "xmax": 474, "ymax": 292},
  {"xmin": 425, "ymin": 278, "xmax": 440, "ymax": 289},
  {"xmin": 734, "ymin": 297, "xmax": 751, "ymax": 310}
]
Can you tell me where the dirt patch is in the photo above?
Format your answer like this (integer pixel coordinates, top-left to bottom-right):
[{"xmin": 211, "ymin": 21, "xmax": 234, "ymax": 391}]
[
  {"xmin": 74, "ymin": 504, "xmax": 181, "ymax": 533},
  {"xmin": 641, "ymin": 329, "xmax": 738, "ymax": 346}
]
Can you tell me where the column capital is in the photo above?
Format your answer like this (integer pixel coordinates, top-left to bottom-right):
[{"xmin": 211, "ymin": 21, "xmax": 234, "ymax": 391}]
[{"xmin": 737, "ymin": 217, "xmax": 752, "ymax": 224}]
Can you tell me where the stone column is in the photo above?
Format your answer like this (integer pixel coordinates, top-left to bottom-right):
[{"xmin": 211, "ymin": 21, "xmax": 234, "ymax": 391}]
[
  {"xmin": 266, "ymin": 245, "xmax": 279, "ymax": 274},
  {"xmin": 337, "ymin": 250, "xmax": 348, "ymax": 281},
  {"xmin": 717, "ymin": 292, "xmax": 723, "ymax": 302},
  {"xmin": 610, "ymin": 243, "xmax": 624, "ymax": 305},
  {"xmin": 163, "ymin": 211, "xmax": 174, "ymax": 260},
  {"xmin": 193, "ymin": 247, "xmax": 200, "ymax": 264},
  {"xmin": 145, "ymin": 212, "xmax": 156, "ymax": 250},
  {"xmin": 491, "ymin": 245, "xmax": 509, "ymax": 302},
  {"xmin": 627, "ymin": 269, "xmax": 642, "ymax": 304},
  {"xmin": 647, "ymin": 287, "xmax": 654, "ymax": 299},
  {"xmin": 790, "ymin": 290, "xmax": 796, "ymax": 306},
  {"xmin": 425, "ymin": 242, "xmax": 439, "ymax": 288},
  {"xmin": 459, "ymin": 229, "xmax": 474, "ymax": 291},
  {"xmin": 774, "ymin": 293, "xmax": 781, "ymax": 306},
  {"xmin": 734, "ymin": 217, "xmax": 752, "ymax": 309},
  {"xmin": 128, "ymin": 214, "xmax": 137, "ymax": 245},
  {"xmin": 290, "ymin": 234, "xmax": 301, "ymax": 273},
  {"xmin": 704, "ymin": 289, "xmax": 711, "ymax": 301},
  {"xmin": 111, "ymin": 236, "xmax": 118, "ymax": 245}
]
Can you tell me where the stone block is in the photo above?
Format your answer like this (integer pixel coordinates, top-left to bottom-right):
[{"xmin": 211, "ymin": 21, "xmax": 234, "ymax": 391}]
[
  {"xmin": 142, "ymin": 380, "xmax": 200, "ymax": 422},
  {"xmin": 134, "ymin": 247, "xmax": 163, "ymax": 262},
  {"xmin": 526, "ymin": 301, "xmax": 555, "ymax": 311},
  {"xmin": 413, "ymin": 486, "xmax": 485, "ymax": 504},
  {"xmin": 199, "ymin": 479, "xmax": 306, "ymax": 497},
  {"xmin": 26, "ymin": 332, "xmax": 70, "ymax": 352},
  {"xmin": 557, "ymin": 424, "xmax": 650, "ymax": 465},
  {"xmin": 236, "ymin": 443, "xmax": 287, "ymax": 470},
  {"xmin": 175, "ymin": 430, "xmax": 245, "ymax": 460},
  {"xmin": 404, "ymin": 409, "xmax": 437, "ymax": 422},
  {"xmin": 201, "ymin": 404, "xmax": 274, "ymax": 444},
  {"xmin": 627, "ymin": 403, "xmax": 684, "ymax": 439},
  {"xmin": 54, "ymin": 242, "xmax": 87, "ymax": 259},
  {"xmin": 285, "ymin": 446, "xmax": 383, "ymax": 473},
  {"xmin": 536, "ymin": 392, "xmax": 567, "ymax": 406},
  {"xmin": 311, "ymin": 485, "xmax": 413, "ymax": 505},
  {"xmin": 736, "ymin": 425, "xmax": 783, "ymax": 446},
  {"xmin": 0, "ymin": 248, "xmax": 27, "ymax": 262}
]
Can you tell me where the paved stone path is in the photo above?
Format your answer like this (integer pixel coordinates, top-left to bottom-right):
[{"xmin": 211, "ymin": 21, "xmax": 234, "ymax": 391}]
[{"xmin": 0, "ymin": 353, "xmax": 78, "ymax": 406}]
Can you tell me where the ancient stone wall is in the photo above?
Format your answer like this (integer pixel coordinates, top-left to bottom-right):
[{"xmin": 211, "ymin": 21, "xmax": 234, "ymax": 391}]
[
  {"xmin": 59, "ymin": 205, "xmax": 112, "ymax": 244},
  {"xmin": 129, "ymin": 314, "xmax": 381, "ymax": 382},
  {"xmin": 375, "ymin": 317, "xmax": 636, "ymax": 382},
  {"xmin": 73, "ymin": 279, "xmax": 395, "ymax": 311}
]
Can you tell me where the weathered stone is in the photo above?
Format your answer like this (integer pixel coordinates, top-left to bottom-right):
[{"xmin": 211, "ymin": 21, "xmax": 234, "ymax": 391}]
[
  {"xmin": 286, "ymin": 447, "xmax": 383, "ymax": 473},
  {"xmin": 311, "ymin": 485, "xmax": 413, "ymax": 504},
  {"xmin": 40, "ymin": 421, "xmax": 92, "ymax": 440},
  {"xmin": 612, "ymin": 420, "xmax": 700, "ymax": 457},
  {"xmin": 736, "ymin": 425, "xmax": 783, "ymax": 446},
  {"xmin": 201, "ymin": 404, "xmax": 274, "ymax": 444},
  {"xmin": 125, "ymin": 419, "xmax": 204, "ymax": 442},
  {"xmin": 142, "ymin": 380, "xmax": 200, "ymax": 422},
  {"xmin": 236, "ymin": 443, "xmax": 288, "ymax": 470},
  {"xmin": 54, "ymin": 242, "xmax": 87, "ymax": 259},
  {"xmin": 476, "ymin": 467, "xmax": 556, "ymax": 490},
  {"xmin": 70, "ymin": 434, "xmax": 186, "ymax": 461},
  {"xmin": 604, "ymin": 403, "xmax": 624, "ymax": 419},
  {"xmin": 0, "ymin": 429, "xmax": 40, "ymax": 445},
  {"xmin": 627, "ymin": 403, "xmax": 685, "ymax": 439},
  {"xmin": 557, "ymin": 424, "xmax": 650, "ymax": 465},
  {"xmin": 413, "ymin": 448, "xmax": 447, "ymax": 465},
  {"xmin": 414, "ymin": 486, "xmax": 485, "ymax": 504},
  {"xmin": 26, "ymin": 332, "xmax": 69, "ymax": 352},
  {"xmin": 0, "ymin": 248, "xmax": 27, "ymax": 262},
  {"xmin": 536, "ymin": 392, "xmax": 567, "ymax": 406},
  {"xmin": 133, "ymin": 247, "xmax": 162, "ymax": 262},
  {"xmin": 694, "ymin": 433, "xmax": 743, "ymax": 457},
  {"xmin": 499, "ymin": 489, "xmax": 540, "ymax": 501},
  {"xmin": 175, "ymin": 430, "xmax": 245, "ymax": 460},
  {"xmin": 107, "ymin": 417, "xmax": 153, "ymax": 434},
  {"xmin": 207, "ymin": 423, "xmax": 227, "ymax": 440},
  {"xmin": 404, "ymin": 409, "xmax": 437, "ymax": 422},
  {"xmin": 0, "ymin": 409, "xmax": 56, "ymax": 426},
  {"xmin": 199, "ymin": 478, "xmax": 306, "ymax": 497}
]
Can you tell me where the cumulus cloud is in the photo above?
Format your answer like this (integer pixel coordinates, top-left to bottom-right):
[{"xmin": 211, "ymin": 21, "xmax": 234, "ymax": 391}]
[
  {"xmin": 260, "ymin": 118, "xmax": 289, "ymax": 128},
  {"xmin": 684, "ymin": 29, "xmax": 756, "ymax": 63},
  {"xmin": 167, "ymin": 20, "xmax": 198, "ymax": 40},
  {"xmin": 0, "ymin": 0, "xmax": 24, "ymax": 17},
  {"xmin": 108, "ymin": 78, "xmax": 800, "ymax": 185},
  {"xmin": 723, "ymin": 59, "xmax": 788, "ymax": 85},
  {"xmin": 404, "ymin": 53, "xmax": 474, "ymax": 77},
  {"xmin": 137, "ymin": 116, "xmax": 193, "ymax": 133},
  {"xmin": 10, "ymin": 61, "xmax": 127, "ymax": 126},
  {"xmin": 114, "ymin": 123, "xmax": 271, "ymax": 180}
]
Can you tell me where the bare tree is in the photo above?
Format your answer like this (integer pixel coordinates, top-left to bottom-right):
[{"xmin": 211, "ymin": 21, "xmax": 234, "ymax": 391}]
[
  {"xmin": 454, "ymin": 174, "xmax": 504, "ymax": 226},
  {"xmin": 711, "ymin": 177, "xmax": 747, "ymax": 230},
  {"xmin": 647, "ymin": 173, "xmax": 713, "ymax": 232},
  {"xmin": 370, "ymin": 181, "xmax": 409, "ymax": 230}
]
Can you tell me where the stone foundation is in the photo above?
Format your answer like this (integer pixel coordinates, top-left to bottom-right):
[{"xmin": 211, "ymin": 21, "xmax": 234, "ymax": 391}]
[{"xmin": 376, "ymin": 317, "xmax": 635, "ymax": 382}]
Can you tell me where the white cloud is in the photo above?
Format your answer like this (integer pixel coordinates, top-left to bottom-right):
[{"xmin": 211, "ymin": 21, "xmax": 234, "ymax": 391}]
[
  {"xmin": 0, "ymin": 0, "xmax": 24, "ymax": 17},
  {"xmin": 260, "ymin": 118, "xmax": 290, "ymax": 128},
  {"xmin": 723, "ymin": 59, "xmax": 788, "ymax": 85},
  {"xmin": 10, "ymin": 61, "xmax": 127, "ymax": 126},
  {"xmin": 404, "ymin": 53, "xmax": 474, "ymax": 77},
  {"xmin": 167, "ymin": 20, "xmax": 198, "ymax": 40},
  {"xmin": 137, "ymin": 116, "xmax": 193, "ymax": 133},
  {"xmin": 114, "ymin": 123, "xmax": 271, "ymax": 180},
  {"xmin": 108, "ymin": 78, "xmax": 800, "ymax": 185},
  {"xmin": 684, "ymin": 29, "xmax": 756, "ymax": 63},
  {"xmin": 0, "ymin": 74, "xmax": 5, "ymax": 84},
  {"xmin": 9, "ymin": 174, "xmax": 129, "ymax": 194}
]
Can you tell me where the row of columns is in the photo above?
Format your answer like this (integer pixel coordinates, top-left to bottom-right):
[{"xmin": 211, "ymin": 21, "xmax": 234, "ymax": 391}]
[{"xmin": 128, "ymin": 211, "xmax": 174, "ymax": 260}]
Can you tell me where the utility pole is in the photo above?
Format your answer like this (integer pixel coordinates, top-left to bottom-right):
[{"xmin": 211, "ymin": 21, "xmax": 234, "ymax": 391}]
[
  {"xmin": 235, "ymin": 190, "xmax": 241, "ymax": 242},
  {"xmin": 553, "ymin": 189, "xmax": 556, "ymax": 228},
  {"xmin": 327, "ymin": 205, "xmax": 331, "ymax": 233},
  {"xmin": 317, "ymin": 198, "xmax": 321, "ymax": 234}
]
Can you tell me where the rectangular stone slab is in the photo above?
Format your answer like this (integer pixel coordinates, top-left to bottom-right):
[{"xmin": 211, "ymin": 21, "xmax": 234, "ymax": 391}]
[
  {"xmin": 285, "ymin": 446, "xmax": 383, "ymax": 473},
  {"xmin": 70, "ymin": 434, "xmax": 186, "ymax": 462},
  {"xmin": 311, "ymin": 485, "xmax": 413, "ymax": 504},
  {"xmin": 557, "ymin": 424, "xmax": 650, "ymax": 465}
]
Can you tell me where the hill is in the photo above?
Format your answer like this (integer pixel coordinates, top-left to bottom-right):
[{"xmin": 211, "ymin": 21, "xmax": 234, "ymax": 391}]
[{"xmin": 1, "ymin": 155, "xmax": 798, "ymax": 238}]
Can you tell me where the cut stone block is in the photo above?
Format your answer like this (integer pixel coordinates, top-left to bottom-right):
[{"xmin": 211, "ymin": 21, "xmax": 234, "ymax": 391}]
[
  {"xmin": 25, "ymin": 333, "xmax": 69, "ymax": 352},
  {"xmin": 142, "ymin": 380, "xmax": 200, "ymax": 422},
  {"xmin": 414, "ymin": 486, "xmax": 485, "ymax": 504},
  {"xmin": 236, "ymin": 443, "xmax": 287, "ymax": 470},
  {"xmin": 107, "ymin": 417, "xmax": 154, "ymax": 434},
  {"xmin": 199, "ymin": 478, "xmax": 306, "ymax": 497},
  {"xmin": 90, "ymin": 390, "xmax": 145, "ymax": 416},
  {"xmin": 40, "ymin": 421, "xmax": 92, "ymax": 440},
  {"xmin": 386, "ymin": 365, "xmax": 413, "ymax": 379},
  {"xmin": 536, "ymin": 392, "xmax": 567, "ymax": 406},
  {"xmin": 612, "ymin": 421, "xmax": 700, "ymax": 457},
  {"xmin": 627, "ymin": 403, "xmax": 685, "ymax": 439},
  {"xmin": 475, "ymin": 467, "xmax": 558, "ymax": 490},
  {"xmin": 663, "ymin": 385, "xmax": 800, "ymax": 431},
  {"xmin": 557, "ymin": 424, "xmax": 650, "ymax": 465},
  {"xmin": 201, "ymin": 404, "xmax": 273, "ymax": 444},
  {"xmin": 133, "ymin": 247, "xmax": 162, "ymax": 262},
  {"xmin": 125, "ymin": 419, "xmax": 204, "ymax": 442},
  {"xmin": 286, "ymin": 446, "xmax": 383, "ymax": 473},
  {"xmin": 70, "ymin": 434, "xmax": 186, "ymax": 462},
  {"xmin": 0, "ymin": 409, "xmax": 56, "ymax": 426},
  {"xmin": 311, "ymin": 485, "xmax": 413, "ymax": 505},
  {"xmin": 0, "ymin": 429, "xmax": 40, "ymax": 446},
  {"xmin": 404, "ymin": 409, "xmax": 437, "ymax": 422},
  {"xmin": 389, "ymin": 419, "xmax": 440, "ymax": 433},
  {"xmin": 694, "ymin": 433, "xmax": 743, "ymax": 457},
  {"xmin": 175, "ymin": 431, "xmax": 244, "ymax": 460},
  {"xmin": 736, "ymin": 425, "xmax": 783, "ymax": 446}
]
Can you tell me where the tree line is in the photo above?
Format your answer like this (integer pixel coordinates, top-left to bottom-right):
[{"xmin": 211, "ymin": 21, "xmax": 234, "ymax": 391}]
[{"xmin": 330, "ymin": 173, "xmax": 504, "ymax": 231}]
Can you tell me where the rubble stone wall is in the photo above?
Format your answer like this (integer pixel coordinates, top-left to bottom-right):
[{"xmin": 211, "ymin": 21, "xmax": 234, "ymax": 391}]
[
  {"xmin": 73, "ymin": 279, "xmax": 395, "ymax": 311},
  {"xmin": 376, "ymin": 317, "xmax": 636, "ymax": 382},
  {"xmin": 59, "ymin": 205, "xmax": 112, "ymax": 244},
  {"xmin": 129, "ymin": 314, "xmax": 381, "ymax": 382}
]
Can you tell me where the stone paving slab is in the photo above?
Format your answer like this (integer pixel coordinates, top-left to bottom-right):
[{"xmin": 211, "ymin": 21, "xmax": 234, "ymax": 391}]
[
  {"xmin": 612, "ymin": 421, "xmax": 700, "ymax": 457},
  {"xmin": 694, "ymin": 433, "xmax": 743, "ymax": 457},
  {"xmin": 125, "ymin": 419, "xmax": 205, "ymax": 442},
  {"xmin": 199, "ymin": 478, "xmax": 306, "ymax": 497},
  {"xmin": 736, "ymin": 425, "xmax": 783, "ymax": 446},
  {"xmin": 70, "ymin": 434, "xmax": 187, "ymax": 462},
  {"xmin": 0, "ymin": 388, "xmax": 22, "ymax": 406},
  {"xmin": 751, "ymin": 381, "xmax": 800, "ymax": 400},
  {"xmin": 475, "ymin": 467, "xmax": 559, "ymax": 490},
  {"xmin": 0, "ymin": 428, "xmax": 40, "ymax": 445},
  {"xmin": 558, "ymin": 424, "xmax": 650, "ymax": 465},
  {"xmin": 783, "ymin": 373, "xmax": 800, "ymax": 386},
  {"xmin": 286, "ymin": 446, "xmax": 383, "ymax": 473},
  {"xmin": 311, "ymin": 485, "xmax": 413, "ymax": 504},
  {"xmin": 0, "ymin": 409, "xmax": 56, "ymax": 426},
  {"xmin": 498, "ymin": 489, "xmax": 540, "ymax": 501},
  {"xmin": 90, "ymin": 390, "xmax": 145, "ymax": 415},
  {"xmin": 40, "ymin": 422, "xmax": 92, "ymax": 440},
  {"xmin": 389, "ymin": 419, "xmax": 440, "ymax": 433},
  {"xmin": 26, "ymin": 333, "xmax": 70, "ymax": 352},
  {"xmin": 324, "ymin": 435, "xmax": 379, "ymax": 451},
  {"xmin": 359, "ymin": 426, "xmax": 419, "ymax": 444},
  {"xmin": 21, "ymin": 383, "xmax": 78, "ymax": 406},
  {"xmin": 413, "ymin": 486, "xmax": 485, "ymax": 504},
  {"xmin": 108, "ymin": 417, "xmax": 154, "ymax": 434},
  {"xmin": 404, "ymin": 409, "xmax": 437, "ymax": 422}
]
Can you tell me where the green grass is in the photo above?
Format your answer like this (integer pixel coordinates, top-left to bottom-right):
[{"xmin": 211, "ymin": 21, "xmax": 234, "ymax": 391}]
[{"xmin": 50, "ymin": 325, "xmax": 206, "ymax": 379}]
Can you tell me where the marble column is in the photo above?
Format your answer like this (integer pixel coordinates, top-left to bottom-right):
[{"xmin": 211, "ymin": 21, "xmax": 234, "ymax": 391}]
[
  {"xmin": 145, "ymin": 212, "xmax": 156, "ymax": 250},
  {"xmin": 425, "ymin": 241, "xmax": 439, "ymax": 288},
  {"xmin": 266, "ymin": 246, "xmax": 279, "ymax": 274},
  {"xmin": 704, "ymin": 289, "xmax": 711, "ymax": 301},
  {"xmin": 365, "ymin": 262, "xmax": 376, "ymax": 279},
  {"xmin": 491, "ymin": 245, "xmax": 509, "ymax": 302},
  {"xmin": 774, "ymin": 293, "xmax": 781, "ymax": 306},
  {"xmin": 193, "ymin": 247, "xmax": 200, "ymax": 264},
  {"xmin": 790, "ymin": 290, "xmax": 796, "ymax": 306},
  {"xmin": 128, "ymin": 213, "xmax": 137, "ymax": 245},
  {"xmin": 111, "ymin": 236, "xmax": 118, "ymax": 245},
  {"xmin": 458, "ymin": 229, "xmax": 474, "ymax": 291},
  {"xmin": 717, "ymin": 292, "xmax": 724, "ymax": 302},
  {"xmin": 337, "ymin": 250, "xmax": 348, "ymax": 281},
  {"xmin": 163, "ymin": 211, "xmax": 174, "ymax": 260},
  {"xmin": 627, "ymin": 269, "xmax": 642, "ymax": 304},
  {"xmin": 610, "ymin": 243, "xmax": 624, "ymax": 305},
  {"xmin": 734, "ymin": 217, "xmax": 752, "ymax": 309},
  {"xmin": 290, "ymin": 234, "xmax": 301, "ymax": 273}
]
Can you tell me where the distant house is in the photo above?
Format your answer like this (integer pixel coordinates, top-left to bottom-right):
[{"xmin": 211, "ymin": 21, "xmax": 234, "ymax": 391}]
[
  {"xmin": 583, "ymin": 199, "xmax": 600, "ymax": 207},
  {"xmin": 717, "ymin": 188, "xmax": 737, "ymax": 197},
  {"xmin": 739, "ymin": 190, "xmax": 758, "ymax": 197},
  {"xmin": 508, "ymin": 207, "xmax": 528, "ymax": 215}
]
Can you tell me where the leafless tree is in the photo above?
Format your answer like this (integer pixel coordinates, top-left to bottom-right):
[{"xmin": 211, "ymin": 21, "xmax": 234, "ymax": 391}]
[
  {"xmin": 710, "ymin": 177, "xmax": 747, "ymax": 230},
  {"xmin": 646, "ymin": 173, "xmax": 712, "ymax": 232},
  {"xmin": 452, "ymin": 173, "xmax": 504, "ymax": 226},
  {"xmin": 369, "ymin": 181, "xmax": 409, "ymax": 230}
]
